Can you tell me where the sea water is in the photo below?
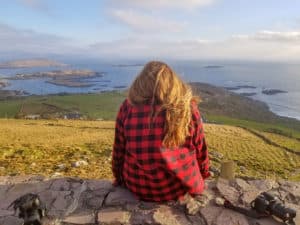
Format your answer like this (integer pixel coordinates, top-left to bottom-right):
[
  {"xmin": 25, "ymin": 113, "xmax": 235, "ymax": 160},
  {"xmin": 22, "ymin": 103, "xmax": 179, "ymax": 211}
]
[{"xmin": 0, "ymin": 60, "xmax": 299, "ymax": 120}]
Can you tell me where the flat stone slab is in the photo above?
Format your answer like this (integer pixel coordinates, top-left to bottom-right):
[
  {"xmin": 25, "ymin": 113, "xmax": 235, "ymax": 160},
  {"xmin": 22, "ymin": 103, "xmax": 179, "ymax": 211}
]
[{"xmin": 0, "ymin": 175, "xmax": 299, "ymax": 225}]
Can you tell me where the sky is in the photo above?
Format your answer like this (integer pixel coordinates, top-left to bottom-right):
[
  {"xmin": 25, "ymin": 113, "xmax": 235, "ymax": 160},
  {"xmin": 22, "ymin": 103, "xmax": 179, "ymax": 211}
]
[{"xmin": 0, "ymin": 0, "xmax": 300, "ymax": 61}]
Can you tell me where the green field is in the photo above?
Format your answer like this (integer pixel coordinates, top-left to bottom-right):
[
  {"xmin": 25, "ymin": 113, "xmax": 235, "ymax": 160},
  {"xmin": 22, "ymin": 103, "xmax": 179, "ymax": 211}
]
[
  {"xmin": 0, "ymin": 92, "xmax": 126, "ymax": 120},
  {"xmin": 0, "ymin": 90, "xmax": 299, "ymax": 139},
  {"xmin": 0, "ymin": 90, "xmax": 300, "ymax": 181}
]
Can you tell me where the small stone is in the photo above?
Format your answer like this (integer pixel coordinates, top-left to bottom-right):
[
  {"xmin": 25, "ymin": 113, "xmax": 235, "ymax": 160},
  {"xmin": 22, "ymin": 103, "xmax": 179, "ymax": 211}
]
[
  {"xmin": 209, "ymin": 166, "xmax": 220, "ymax": 176},
  {"xmin": 71, "ymin": 160, "xmax": 88, "ymax": 168},
  {"xmin": 51, "ymin": 172, "xmax": 63, "ymax": 178},
  {"xmin": 56, "ymin": 164, "xmax": 66, "ymax": 171},
  {"xmin": 97, "ymin": 208, "xmax": 130, "ymax": 224},
  {"xmin": 211, "ymin": 151, "xmax": 224, "ymax": 159},
  {"xmin": 239, "ymin": 166, "xmax": 246, "ymax": 173}
]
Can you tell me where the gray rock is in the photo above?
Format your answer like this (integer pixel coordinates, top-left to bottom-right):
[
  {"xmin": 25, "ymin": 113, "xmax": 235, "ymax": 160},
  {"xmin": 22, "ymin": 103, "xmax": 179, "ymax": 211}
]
[
  {"xmin": 98, "ymin": 207, "xmax": 131, "ymax": 224},
  {"xmin": 200, "ymin": 205, "xmax": 223, "ymax": 224},
  {"xmin": 104, "ymin": 187, "xmax": 139, "ymax": 206},
  {"xmin": 0, "ymin": 216, "xmax": 23, "ymax": 225},
  {"xmin": 247, "ymin": 179, "xmax": 279, "ymax": 191},
  {"xmin": 153, "ymin": 205, "xmax": 193, "ymax": 225},
  {"xmin": 62, "ymin": 213, "xmax": 95, "ymax": 224},
  {"xmin": 1, "ymin": 176, "xmax": 299, "ymax": 225},
  {"xmin": 216, "ymin": 178, "xmax": 241, "ymax": 205},
  {"xmin": 214, "ymin": 209, "xmax": 249, "ymax": 225}
]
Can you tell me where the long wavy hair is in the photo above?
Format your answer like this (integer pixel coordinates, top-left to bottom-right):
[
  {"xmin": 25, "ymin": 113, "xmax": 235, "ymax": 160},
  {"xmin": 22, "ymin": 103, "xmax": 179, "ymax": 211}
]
[{"xmin": 128, "ymin": 61, "xmax": 199, "ymax": 148}]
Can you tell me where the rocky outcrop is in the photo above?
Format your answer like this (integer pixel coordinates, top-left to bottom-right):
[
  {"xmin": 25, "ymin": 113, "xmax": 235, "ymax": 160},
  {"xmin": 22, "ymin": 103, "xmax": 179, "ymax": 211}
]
[{"xmin": 0, "ymin": 175, "xmax": 299, "ymax": 225}]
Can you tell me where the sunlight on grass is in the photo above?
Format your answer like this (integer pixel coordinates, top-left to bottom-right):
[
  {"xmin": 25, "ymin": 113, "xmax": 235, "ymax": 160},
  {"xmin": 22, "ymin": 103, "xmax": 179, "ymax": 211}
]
[{"xmin": 0, "ymin": 119, "xmax": 299, "ymax": 181}]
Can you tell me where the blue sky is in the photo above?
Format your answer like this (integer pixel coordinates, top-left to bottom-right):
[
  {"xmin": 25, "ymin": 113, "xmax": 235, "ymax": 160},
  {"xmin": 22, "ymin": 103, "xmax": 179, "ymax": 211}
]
[{"xmin": 0, "ymin": 0, "xmax": 300, "ymax": 61}]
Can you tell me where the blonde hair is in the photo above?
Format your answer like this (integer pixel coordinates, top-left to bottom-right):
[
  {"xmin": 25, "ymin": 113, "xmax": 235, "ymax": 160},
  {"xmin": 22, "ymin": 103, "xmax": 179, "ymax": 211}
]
[{"xmin": 128, "ymin": 61, "xmax": 199, "ymax": 148}]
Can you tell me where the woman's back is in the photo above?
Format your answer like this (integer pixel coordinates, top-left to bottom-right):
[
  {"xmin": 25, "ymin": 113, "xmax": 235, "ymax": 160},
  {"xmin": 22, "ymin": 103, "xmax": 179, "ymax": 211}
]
[{"xmin": 113, "ymin": 99, "xmax": 208, "ymax": 201}]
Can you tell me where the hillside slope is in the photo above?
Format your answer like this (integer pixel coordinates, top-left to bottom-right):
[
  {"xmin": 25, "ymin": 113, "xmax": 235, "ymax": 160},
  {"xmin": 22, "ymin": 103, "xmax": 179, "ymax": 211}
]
[{"xmin": 0, "ymin": 119, "xmax": 299, "ymax": 181}]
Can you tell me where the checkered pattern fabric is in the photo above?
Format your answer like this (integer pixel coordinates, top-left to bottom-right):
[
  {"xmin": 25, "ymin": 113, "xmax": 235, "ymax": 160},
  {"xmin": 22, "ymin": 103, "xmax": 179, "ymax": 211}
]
[{"xmin": 112, "ymin": 99, "xmax": 210, "ymax": 201}]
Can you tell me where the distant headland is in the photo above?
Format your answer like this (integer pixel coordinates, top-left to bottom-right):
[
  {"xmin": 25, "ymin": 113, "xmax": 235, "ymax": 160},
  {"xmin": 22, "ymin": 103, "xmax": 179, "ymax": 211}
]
[
  {"xmin": 0, "ymin": 59, "xmax": 67, "ymax": 69},
  {"xmin": 262, "ymin": 89, "xmax": 288, "ymax": 95},
  {"xmin": 6, "ymin": 69, "xmax": 103, "ymax": 88},
  {"xmin": 203, "ymin": 65, "xmax": 224, "ymax": 69}
]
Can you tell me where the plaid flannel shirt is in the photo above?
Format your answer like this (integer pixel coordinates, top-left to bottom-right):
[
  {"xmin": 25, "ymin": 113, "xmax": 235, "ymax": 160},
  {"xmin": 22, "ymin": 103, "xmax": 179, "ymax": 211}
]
[{"xmin": 112, "ymin": 99, "xmax": 210, "ymax": 201}]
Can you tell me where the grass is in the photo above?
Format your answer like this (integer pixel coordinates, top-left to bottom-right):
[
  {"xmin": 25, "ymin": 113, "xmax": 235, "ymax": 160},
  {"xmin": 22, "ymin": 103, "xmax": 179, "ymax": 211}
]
[
  {"xmin": 0, "ymin": 89, "xmax": 300, "ymax": 181},
  {"xmin": 1, "ymin": 92, "xmax": 300, "ymax": 140},
  {"xmin": 0, "ymin": 119, "xmax": 299, "ymax": 181},
  {"xmin": 257, "ymin": 131, "xmax": 300, "ymax": 152},
  {"xmin": 204, "ymin": 124, "xmax": 300, "ymax": 180},
  {"xmin": 0, "ymin": 92, "xmax": 126, "ymax": 120},
  {"xmin": 205, "ymin": 114, "xmax": 300, "ymax": 139},
  {"xmin": 0, "ymin": 119, "xmax": 115, "ymax": 179}
]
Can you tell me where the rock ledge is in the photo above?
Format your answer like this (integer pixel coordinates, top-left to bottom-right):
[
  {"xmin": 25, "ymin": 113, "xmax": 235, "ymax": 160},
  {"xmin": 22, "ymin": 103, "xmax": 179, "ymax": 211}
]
[{"xmin": 0, "ymin": 175, "xmax": 299, "ymax": 225}]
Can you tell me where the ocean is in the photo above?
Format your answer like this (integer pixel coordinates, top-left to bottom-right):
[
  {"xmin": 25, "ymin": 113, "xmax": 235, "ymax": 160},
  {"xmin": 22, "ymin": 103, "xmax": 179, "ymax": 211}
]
[{"xmin": 0, "ymin": 60, "xmax": 299, "ymax": 121}]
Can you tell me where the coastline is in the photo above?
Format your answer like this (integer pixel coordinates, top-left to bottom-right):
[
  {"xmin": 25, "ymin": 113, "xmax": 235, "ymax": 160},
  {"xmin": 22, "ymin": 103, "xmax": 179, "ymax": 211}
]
[
  {"xmin": 1, "ymin": 81, "xmax": 299, "ymax": 123},
  {"xmin": 223, "ymin": 85, "xmax": 300, "ymax": 122}
]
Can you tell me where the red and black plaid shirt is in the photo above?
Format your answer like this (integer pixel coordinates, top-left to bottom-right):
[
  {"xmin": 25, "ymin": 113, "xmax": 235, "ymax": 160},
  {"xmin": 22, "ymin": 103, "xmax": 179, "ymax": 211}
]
[{"xmin": 112, "ymin": 99, "xmax": 210, "ymax": 201}]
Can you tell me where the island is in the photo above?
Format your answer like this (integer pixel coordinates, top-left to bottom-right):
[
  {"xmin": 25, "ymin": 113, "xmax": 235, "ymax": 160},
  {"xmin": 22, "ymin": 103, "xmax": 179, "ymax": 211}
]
[
  {"xmin": 225, "ymin": 85, "xmax": 256, "ymax": 91},
  {"xmin": 10, "ymin": 69, "xmax": 100, "ymax": 79},
  {"xmin": 0, "ymin": 59, "xmax": 67, "ymax": 69},
  {"xmin": 0, "ymin": 90, "xmax": 29, "ymax": 99},
  {"xmin": 0, "ymin": 80, "xmax": 8, "ymax": 88},
  {"xmin": 203, "ymin": 65, "xmax": 224, "ymax": 69},
  {"xmin": 112, "ymin": 64, "xmax": 143, "ymax": 67},
  {"xmin": 240, "ymin": 92, "xmax": 257, "ymax": 97},
  {"xmin": 7, "ymin": 69, "xmax": 103, "ymax": 88},
  {"xmin": 262, "ymin": 89, "xmax": 288, "ymax": 95}
]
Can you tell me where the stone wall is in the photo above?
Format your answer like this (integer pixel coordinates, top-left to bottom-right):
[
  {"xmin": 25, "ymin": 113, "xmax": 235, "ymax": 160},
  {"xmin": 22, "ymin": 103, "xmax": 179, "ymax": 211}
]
[{"xmin": 0, "ymin": 175, "xmax": 299, "ymax": 225}]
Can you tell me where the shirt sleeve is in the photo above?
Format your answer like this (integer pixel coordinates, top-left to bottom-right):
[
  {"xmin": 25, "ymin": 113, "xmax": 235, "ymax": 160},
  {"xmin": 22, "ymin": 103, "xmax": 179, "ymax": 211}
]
[
  {"xmin": 191, "ymin": 103, "xmax": 211, "ymax": 179},
  {"xmin": 112, "ymin": 100, "xmax": 128, "ymax": 186}
]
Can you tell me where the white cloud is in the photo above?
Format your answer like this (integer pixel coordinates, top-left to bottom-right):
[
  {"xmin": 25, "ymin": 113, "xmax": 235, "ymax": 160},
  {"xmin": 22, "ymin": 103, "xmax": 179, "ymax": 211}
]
[
  {"xmin": 109, "ymin": 0, "xmax": 216, "ymax": 10},
  {"xmin": 111, "ymin": 9, "xmax": 186, "ymax": 33},
  {"xmin": 233, "ymin": 30, "xmax": 300, "ymax": 42},
  {"xmin": 0, "ymin": 23, "xmax": 80, "ymax": 56},
  {"xmin": 89, "ymin": 30, "xmax": 300, "ymax": 61},
  {"xmin": 1, "ymin": 23, "xmax": 299, "ymax": 62},
  {"xmin": 254, "ymin": 31, "xmax": 300, "ymax": 42}
]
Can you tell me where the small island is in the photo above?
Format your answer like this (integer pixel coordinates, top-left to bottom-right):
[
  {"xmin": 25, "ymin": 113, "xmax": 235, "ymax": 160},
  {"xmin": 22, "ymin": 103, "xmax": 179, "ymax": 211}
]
[
  {"xmin": 225, "ymin": 85, "xmax": 256, "ymax": 91},
  {"xmin": 46, "ymin": 79, "xmax": 94, "ymax": 88},
  {"xmin": 10, "ymin": 69, "xmax": 99, "ymax": 79},
  {"xmin": 112, "ymin": 64, "xmax": 143, "ymax": 67},
  {"xmin": 7, "ymin": 69, "xmax": 103, "ymax": 88},
  {"xmin": 203, "ymin": 65, "xmax": 224, "ymax": 69},
  {"xmin": 0, "ymin": 90, "xmax": 29, "ymax": 99},
  {"xmin": 240, "ymin": 92, "xmax": 257, "ymax": 97},
  {"xmin": 262, "ymin": 89, "xmax": 288, "ymax": 95},
  {"xmin": 0, "ymin": 59, "xmax": 67, "ymax": 69}
]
